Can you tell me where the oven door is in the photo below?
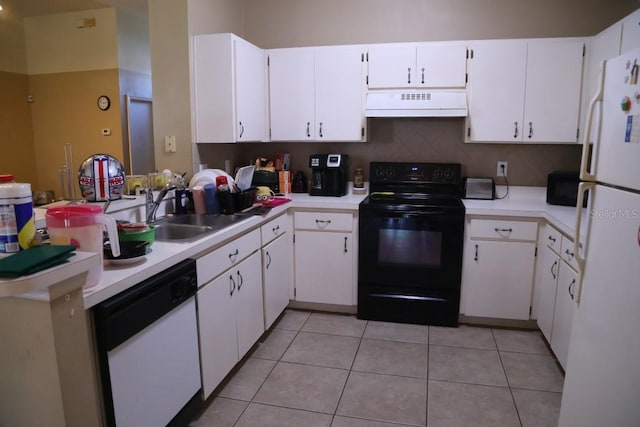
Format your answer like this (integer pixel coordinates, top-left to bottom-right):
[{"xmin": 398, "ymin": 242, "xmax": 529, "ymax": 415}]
[{"xmin": 358, "ymin": 203, "xmax": 464, "ymax": 293}]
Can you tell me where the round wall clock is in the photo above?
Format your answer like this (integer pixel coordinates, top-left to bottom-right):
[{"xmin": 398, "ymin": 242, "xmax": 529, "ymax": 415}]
[{"xmin": 97, "ymin": 95, "xmax": 111, "ymax": 111}]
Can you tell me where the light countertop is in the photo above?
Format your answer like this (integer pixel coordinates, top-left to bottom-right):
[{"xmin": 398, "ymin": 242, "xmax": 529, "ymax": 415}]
[{"xmin": 9, "ymin": 184, "xmax": 584, "ymax": 308}]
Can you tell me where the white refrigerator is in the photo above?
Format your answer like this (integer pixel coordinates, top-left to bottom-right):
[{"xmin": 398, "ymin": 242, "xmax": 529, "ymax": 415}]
[{"xmin": 559, "ymin": 48, "xmax": 640, "ymax": 426}]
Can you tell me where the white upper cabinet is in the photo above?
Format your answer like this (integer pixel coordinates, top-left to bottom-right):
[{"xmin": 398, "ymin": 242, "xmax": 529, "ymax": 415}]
[
  {"xmin": 268, "ymin": 46, "xmax": 365, "ymax": 142},
  {"xmin": 620, "ymin": 8, "xmax": 640, "ymax": 53},
  {"xmin": 367, "ymin": 43, "xmax": 467, "ymax": 88},
  {"xmin": 466, "ymin": 39, "xmax": 585, "ymax": 143},
  {"xmin": 192, "ymin": 33, "xmax": 267, "ymax": 143}
]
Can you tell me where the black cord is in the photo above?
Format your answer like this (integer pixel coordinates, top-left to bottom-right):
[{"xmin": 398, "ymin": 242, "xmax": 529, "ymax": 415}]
[{"xmin": 495, "ymin": 166, "xmax": 510, "ymax": 199}]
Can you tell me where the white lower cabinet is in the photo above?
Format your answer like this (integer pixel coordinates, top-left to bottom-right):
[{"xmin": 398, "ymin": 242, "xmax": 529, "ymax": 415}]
[
  {"xmin": 293, "ymin": 211, "xmax": 355, "ymax": 306},
  {"xmin": 534, "ymin": 223, "xmax": 578, "ymax": 369},
  {"xmin": 261, "ymin": 215, "xmax": 292, "ymax": 329},
  {"xmin": 550, "ymin": 261, "xmax": 577, "ymax": 369},
  {"xmin": 197, "ymin": 250, "xmax": 263, "ymax": 398},
  {"xmin": 462, "ymin": 218, "xmax": 538, "ymax": 320}
]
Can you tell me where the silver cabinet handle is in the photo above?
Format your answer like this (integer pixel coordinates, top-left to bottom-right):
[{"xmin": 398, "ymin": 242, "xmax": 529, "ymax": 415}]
[
  {"xmin": 237, "ymin": 270, "xmax": 244, "ymax": 291},
  {"xmin": 474, "ymin": 244, "xmax": 479, "ymax": 262},
  {"xmin": 306, "ymin": 122, "xmax": 311, "ymax": 138},
  {"xmin": 421, "ymin": 67, "xmax": 425, "ymax": 84},
  {"xmin": 528, "ymin": 121, "xmax": 533, "ymax": 139},
  {"xmin": 514, "ymin": 121, "xmax": 519, "ymax": 138},
  {"xmin": 551, "ymin": 260, "xmax": 558, "ymax": 280},
  {"xmin": 228, "ymin": 249, "xmax": 239, "ymax": 262},
  {"xmin": 266, "ymin": 251, "xmax": 272, "ymax": 269},
  {"xmin": 239, "ymin": 121, "xmax": 244, "ymax": 138},
  {"xmin": 229, "ymin": 274, "xmax": 236, "ymax": 296},
  {"xmin": 407, "ymin": 67, "xmax": 411, "ymax": 84},
  {"xmin": 568, "ymin": 278, "xmax": 576, "ymax": 300},
  {"xmin": 344, "ymin": 236, "xmax": 348, "ymax": 253}
]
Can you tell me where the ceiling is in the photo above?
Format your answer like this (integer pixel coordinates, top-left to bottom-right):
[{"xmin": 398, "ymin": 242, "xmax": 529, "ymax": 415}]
[{"xmin": 0, "ymin": 0, "xmax": 148, "ymax": 18}]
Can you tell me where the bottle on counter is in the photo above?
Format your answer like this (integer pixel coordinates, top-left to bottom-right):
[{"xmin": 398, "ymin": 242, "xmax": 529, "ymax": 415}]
[
  {"xmin": 0, "ymin": 180, "xmax": 35, "ymax": 254},
  {"xmin": 354, "ymin": 167, "xmax": 365, "ymax": 189}
]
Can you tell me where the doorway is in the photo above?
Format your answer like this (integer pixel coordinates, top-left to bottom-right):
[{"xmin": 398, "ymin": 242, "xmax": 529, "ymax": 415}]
[{"xmin": 126, "ymin": 95, "xmax": 155, "ymax": 174}]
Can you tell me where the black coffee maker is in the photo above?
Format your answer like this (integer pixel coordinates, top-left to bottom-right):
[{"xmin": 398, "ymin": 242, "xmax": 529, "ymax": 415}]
[{"xmin": 309, "ymin": 154, "xmax": 349, "ymax": 196}]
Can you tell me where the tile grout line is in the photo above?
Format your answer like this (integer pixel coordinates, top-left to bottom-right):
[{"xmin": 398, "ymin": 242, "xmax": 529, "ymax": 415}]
[{"xmin": 492, "ymin": 328, "xmax": 525, "ymax": 427}]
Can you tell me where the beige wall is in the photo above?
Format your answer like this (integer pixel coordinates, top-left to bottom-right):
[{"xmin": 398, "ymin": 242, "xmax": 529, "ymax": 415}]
[
  {"xmin": 0, "ymin": 5, "xmax": 28, "ymax": 73},
  {"xmin": 29, "ymin": 70, "xmax": 123, "ymax": 194},
  {"xmin": 24, "ymin": 8, "xmax": 119, "ymax": 74},
  {"xmin": 243, "ymin": 0, "xmax": 639, "ymax": 48},
  {"xmin": 0, "ymin": 71, "xmax": 37, "ymax": 183}
]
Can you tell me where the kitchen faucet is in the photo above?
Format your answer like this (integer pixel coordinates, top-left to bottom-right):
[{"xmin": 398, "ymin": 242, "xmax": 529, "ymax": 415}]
[{"xmin": 146, "ymin": 184, "xmax": 177, "ymax": 223}]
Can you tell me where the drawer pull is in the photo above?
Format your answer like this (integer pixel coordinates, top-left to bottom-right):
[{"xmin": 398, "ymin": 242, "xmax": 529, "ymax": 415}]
[
  {"xmin": 229, "ymin": 274, "xmax": 236, "ymax": 296},
  {"xmin": 551, "ymin": 260, "xmax": 558, "ymax": 280},
  {"xmin": 228, "ymin": 249, "xmax": 239, "ymax": 262},
  {"xmin": 315, "ymin": 219, "xmax": 332, "ymax": 226},
  {"xmin": 548, "ymin": 235, "xmax": 556, "ymax": 243},
  {"xmin": 474, "ymin": 244, "xmax": 479, "ymax": 261},
  {"xmin": 266, "ymin": 251, "xmax": 272, "ymax": 269},
  {"xmin": 494, "ymin": 228, "xmax": 513, "ymax": 233},
  {"xmin": 272, "ymin": 225, "xmax": 280, "ymax": 234},
  {"xmin": 344, "ymin": 236, "xmax": 348, "ymax": 253},
  {"xmin": 565, "ymin": 249, "xmax": 574, "ymax": 259},
  {"xmin": 568, "ymin": 278, "xmax": 576, "ymax": 300},
  {"xmin": 237, "ymin": 271, "xmax": 244, "ymax": 290}
]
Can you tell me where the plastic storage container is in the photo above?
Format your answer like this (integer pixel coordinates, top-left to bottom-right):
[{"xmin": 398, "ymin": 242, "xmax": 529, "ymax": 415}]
[
  {"xmin": 0, "ymin": 182, "xmax": 35, "ymax": 254},
  {"xmin": 46, "ymin": 205, "xmax": 120, "ymax": 287}
]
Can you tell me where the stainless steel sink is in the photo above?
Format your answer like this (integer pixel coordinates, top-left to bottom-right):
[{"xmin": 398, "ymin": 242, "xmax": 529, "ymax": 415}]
[
  {"xmin": 154, "ymin": 223, "xmax": 215, "ymax": 242},
  {"xmin": 165, "ymin": 214, "xmax": 248, "ymax": 229},
  {"xmin": 153, "ymin": 214, "xmax": 250, "ymax": 242}
]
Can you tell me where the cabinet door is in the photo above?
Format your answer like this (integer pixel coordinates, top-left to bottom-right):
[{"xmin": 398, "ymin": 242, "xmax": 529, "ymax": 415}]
[
  {"xmin": 523, "ymin": 41, "xmax": 584, "ymax": 143},
  {"xmin": 268, "ymin": 49, "xmax": 315, "ymax": 141},
  {"xmin": 193, "ymin": 34, "xmax": 234, "ymax": 143},
  {"xmin": 463, "ymin": 240, "xmax": 536, "ymax": 320},
  {"xmin": 621, "ymin": 9, "xmax": 640, "ymax": 53},
  {"xmin": 294, "ymin": 231, "xmax": 353, "ymax": 305},
  {"xmin": 234, "ymin": 38, "xmax": 267, "ymax": 141},
  {"xmin": 197, "ymin": 272, "xmax": 238, "ymax": 398},
  {"xmin": 262, "ymin": 234, "xmax": 292, "ymax": 329},
  {"xmin": 315, "ymin": 47, "xmax": 364, "ymax": 141},
  {"xmin": 367, "ymin": 45, "xmax": 416, "ymax": 88},
  {"xmin": 551, "ymin": 262, "xmax": 578, "ymax": 369},
  {"xmin": 416, "ymin": 44, "xmax": 467, "ymax": 87},
  {"xmin": 466, "ymin": 40, "xmax": 527, "ymax": 142},
  {"xmin": 234, "ymin": 251, "xmax": 264, "ymax": 358},
  {"xmin": 537, "ymin": 246, "xmax": 560, "ymax": 341}
]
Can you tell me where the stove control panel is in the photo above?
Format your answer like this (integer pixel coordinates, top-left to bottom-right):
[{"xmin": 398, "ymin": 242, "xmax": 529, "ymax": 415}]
[{"xmin": 370, "ymin": 162, "xmax": 461, "ymax": 185}]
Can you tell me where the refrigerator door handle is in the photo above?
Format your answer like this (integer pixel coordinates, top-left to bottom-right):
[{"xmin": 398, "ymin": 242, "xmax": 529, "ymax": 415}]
[
  {"xmin": 579, "ymin": 60, "xmax": 605, "ymax": 182},
  {"xmin": 573, "ymin": 181, "xmax": 594, "ymax": 304}
]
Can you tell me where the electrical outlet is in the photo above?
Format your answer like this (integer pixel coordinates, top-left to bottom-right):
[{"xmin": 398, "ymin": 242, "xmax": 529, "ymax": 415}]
[
  {"xmin": 164, "ymin": 135, "xmax": 177, "ymax": 153},
  {"xmin": 497, "ymin": 161, "xmax": 508, "ymax": 177}
]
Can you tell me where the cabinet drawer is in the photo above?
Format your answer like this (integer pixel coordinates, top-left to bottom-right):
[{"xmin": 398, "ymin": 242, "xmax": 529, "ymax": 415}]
[
  {"xmin": 468, "ymin": 219, "xmax": 537, "ymax": 241},
  {"xmin": 261, "ymin": 214, "xmax": 290, "ymax": 246},
  {"xmin": 560, "ymin": 235, "xmax": 579, "ymax": 271},
  {"xmin": 197, "ymin": 228, "xmax": 261, "ymax": 286},
  {"xmin": 543, "ymin": 225, "xmax": 563, "ymax": 254},
  {"xmin": 294, "ymin": 211, "xmax": 353, "ymax": 232}
]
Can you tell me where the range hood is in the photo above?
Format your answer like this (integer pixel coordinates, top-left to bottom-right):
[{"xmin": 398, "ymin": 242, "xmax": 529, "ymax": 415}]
[{"xmin": 365, "ymin": 90, "xmax": 468, "ymax": 118}]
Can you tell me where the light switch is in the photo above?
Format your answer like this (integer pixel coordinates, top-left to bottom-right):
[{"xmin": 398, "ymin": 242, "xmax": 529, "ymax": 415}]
[{"xmin": 164, "ymin": 135, "xmax": 177, "ymax": 153}]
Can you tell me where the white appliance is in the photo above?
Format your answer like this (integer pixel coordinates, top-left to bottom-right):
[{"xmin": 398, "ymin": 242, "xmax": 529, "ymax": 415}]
[
  {"xmin": 559, "ymin": 48, "xmax": 640, "ymax": 426},
  {"xmin": 365, "ymin": 90, "xmax": 468, "ymax": 117}
]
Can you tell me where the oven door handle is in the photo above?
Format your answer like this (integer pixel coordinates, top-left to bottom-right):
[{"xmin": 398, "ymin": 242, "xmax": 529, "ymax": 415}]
[{"xmin": 362, "ymin": 206, "xmax": 451, "ymax": 216}]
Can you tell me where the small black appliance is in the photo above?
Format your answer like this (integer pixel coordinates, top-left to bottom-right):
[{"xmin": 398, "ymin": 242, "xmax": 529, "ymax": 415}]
[
  {"xmin": 251, "ymin": 170, "xmax": 279, "ymax": 193},
  {"xmin": 309, "ymin": 154, "xmax": 348, "ymax": 196}
]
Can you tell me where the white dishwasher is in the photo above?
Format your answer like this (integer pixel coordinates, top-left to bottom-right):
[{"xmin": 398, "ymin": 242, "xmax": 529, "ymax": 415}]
[{"xmin": 93, "ymin": 259, "xmax": 201, "ymax": 427}]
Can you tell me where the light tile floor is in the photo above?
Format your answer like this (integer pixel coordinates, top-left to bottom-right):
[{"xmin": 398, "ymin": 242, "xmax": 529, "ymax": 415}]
[{"xmin": 191, "ymin": 310, "xmax": 564, "ymax": 427}]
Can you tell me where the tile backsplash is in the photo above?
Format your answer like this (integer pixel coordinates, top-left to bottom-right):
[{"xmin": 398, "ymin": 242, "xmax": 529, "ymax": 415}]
[{"xmin": 197, "ymin": 117, "xmax": 582, "ymax": 187}]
